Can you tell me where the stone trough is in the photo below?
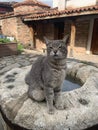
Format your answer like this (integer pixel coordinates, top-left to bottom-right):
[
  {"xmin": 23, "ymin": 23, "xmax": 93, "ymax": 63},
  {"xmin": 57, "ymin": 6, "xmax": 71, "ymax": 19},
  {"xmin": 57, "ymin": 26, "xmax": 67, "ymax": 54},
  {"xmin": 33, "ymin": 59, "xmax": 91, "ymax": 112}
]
[{"xmin": 0, "ymin": 61, "xmax": 98, "ymax": 130}]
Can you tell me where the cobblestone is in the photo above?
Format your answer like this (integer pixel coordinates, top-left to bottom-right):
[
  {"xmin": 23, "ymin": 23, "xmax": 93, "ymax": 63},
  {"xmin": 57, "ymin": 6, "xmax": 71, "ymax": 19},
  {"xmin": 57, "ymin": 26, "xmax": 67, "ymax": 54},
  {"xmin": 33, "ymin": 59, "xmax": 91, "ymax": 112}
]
[{"xmin": 0, "ymin": 53, "xmax": 40, "ymax": 76}]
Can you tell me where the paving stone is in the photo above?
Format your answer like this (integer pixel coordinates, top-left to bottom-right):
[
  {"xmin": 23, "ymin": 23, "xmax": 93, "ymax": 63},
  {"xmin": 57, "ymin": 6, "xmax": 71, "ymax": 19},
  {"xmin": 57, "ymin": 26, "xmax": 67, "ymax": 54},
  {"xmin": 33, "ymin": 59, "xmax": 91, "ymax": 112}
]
[
  {"xmin": 0, "ymin": 64, "xmax": 6, "ymax": 70},
  {"xmin": 0, "ymin": 63, "xmax": 21, "ymax": 75},
  {"xmin": 17, "ymin": 60, "xmax": 31, "ymax": 67}
]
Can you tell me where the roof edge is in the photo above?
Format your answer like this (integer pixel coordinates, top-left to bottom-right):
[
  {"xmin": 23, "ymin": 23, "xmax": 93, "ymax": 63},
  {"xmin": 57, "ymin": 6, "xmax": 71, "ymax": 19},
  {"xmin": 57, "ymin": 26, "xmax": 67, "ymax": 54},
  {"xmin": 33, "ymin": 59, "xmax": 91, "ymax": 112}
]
[{"xmin": 13, "ymin": 1, "xmax": 50, "ymax": 8}]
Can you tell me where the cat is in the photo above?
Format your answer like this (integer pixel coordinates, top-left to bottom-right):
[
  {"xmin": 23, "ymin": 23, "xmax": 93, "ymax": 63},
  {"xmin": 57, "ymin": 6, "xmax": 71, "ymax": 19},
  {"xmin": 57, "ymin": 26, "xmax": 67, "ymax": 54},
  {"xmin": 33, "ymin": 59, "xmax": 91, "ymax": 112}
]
[{"xmin": 25, "ymin": 35, "xmax": 69, "ymax": 114}]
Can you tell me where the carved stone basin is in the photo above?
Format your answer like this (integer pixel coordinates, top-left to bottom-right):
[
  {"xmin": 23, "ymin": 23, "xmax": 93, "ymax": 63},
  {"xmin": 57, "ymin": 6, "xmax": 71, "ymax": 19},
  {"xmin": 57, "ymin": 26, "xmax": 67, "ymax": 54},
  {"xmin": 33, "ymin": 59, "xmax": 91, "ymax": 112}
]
[{"xmin": 0, "ymin": 61, "xmax": 98, "ymax": 130}]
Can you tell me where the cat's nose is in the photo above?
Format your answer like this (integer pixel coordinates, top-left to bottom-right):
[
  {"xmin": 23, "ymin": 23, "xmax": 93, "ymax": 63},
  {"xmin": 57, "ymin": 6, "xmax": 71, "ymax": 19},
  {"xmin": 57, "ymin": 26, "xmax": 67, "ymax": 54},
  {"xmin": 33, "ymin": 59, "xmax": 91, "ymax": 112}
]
[{"xmin": 54, "ymin": 50, "xmax": 57, "ymax": 54}]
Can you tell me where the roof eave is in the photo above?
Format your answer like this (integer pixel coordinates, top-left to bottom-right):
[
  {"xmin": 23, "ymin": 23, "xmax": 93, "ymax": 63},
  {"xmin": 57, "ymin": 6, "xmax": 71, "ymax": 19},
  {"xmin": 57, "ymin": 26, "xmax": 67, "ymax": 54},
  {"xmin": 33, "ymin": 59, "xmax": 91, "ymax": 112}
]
[{"xmin": 23, "ymin": 10, "xmax": 98, "ymax": 21}]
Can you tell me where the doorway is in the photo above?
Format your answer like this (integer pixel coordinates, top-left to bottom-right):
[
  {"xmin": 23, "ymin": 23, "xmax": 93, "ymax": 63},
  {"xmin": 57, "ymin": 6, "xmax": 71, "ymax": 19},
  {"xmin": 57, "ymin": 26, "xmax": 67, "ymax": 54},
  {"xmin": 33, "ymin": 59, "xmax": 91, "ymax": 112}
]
[
  {"xmin": 54, "ymin": 22, "xmax": 64, "ymax": 40},
  {"xmin": 91, "ymin": 19, "xmax": 98, "ymax": 54}
]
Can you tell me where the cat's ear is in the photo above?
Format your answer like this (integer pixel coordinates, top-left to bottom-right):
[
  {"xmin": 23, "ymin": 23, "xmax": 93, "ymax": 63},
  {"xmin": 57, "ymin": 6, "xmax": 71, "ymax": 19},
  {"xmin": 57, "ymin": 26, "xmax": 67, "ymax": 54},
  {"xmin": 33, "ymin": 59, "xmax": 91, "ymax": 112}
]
[
  {"xmin": 63, "ymin": 34, "xmax": 69, "ymax": 46},
  {"xmin": 44, "ymin": 36, "xmax": 50, "ymax": 45}
]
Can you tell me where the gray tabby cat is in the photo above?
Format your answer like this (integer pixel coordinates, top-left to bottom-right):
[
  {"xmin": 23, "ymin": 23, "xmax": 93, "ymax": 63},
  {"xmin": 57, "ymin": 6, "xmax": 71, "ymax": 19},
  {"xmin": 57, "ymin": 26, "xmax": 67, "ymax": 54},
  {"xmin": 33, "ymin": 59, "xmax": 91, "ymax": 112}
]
[{"xmin": 25, "ymin": 35, "xmax": 69, "ymax": 114}]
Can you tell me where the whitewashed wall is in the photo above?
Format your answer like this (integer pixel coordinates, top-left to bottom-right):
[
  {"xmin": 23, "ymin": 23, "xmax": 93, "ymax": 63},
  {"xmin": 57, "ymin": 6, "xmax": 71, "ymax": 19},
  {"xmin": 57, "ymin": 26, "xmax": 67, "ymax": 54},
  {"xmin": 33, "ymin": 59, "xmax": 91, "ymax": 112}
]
[
  {"xmin": 53, "ymin": 0, "xmax": 58, "ymax": 8},
  {"xmin": 53, "ymin": 0, "xmax": 97, "ymax": 10},
  {"xmin": 66, "ymin": 0, "xmax": 97, "ymax": 9},
  {"xmin": 53, "ymin": 0, "xmax": 67, "ymax": 10},
  {"xmin": 58, "ymin": 0, "xmax": 67, "ymax": 10}
]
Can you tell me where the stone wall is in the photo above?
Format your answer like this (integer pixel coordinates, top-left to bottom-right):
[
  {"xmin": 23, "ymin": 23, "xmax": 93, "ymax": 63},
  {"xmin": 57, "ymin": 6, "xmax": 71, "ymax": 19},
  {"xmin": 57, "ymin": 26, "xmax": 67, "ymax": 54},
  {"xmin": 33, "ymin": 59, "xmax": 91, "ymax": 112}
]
[
  {"xmin": 1, "ymin": 17, "xmax": 17, "ymax": 38},
  {"xmin": 0, "ymin": 27, "xmax": 2, "ymax": 34},
  {"xmin": 1, "ymin": 16, "xmax": 32, "ymax": 47},
  {"xmin": 64, "ymin": 20, "xmax": 90, "ymax": 53},
  {"xmin": 14, "ymin": 5, "xmax": 37, "ymax": 13},
  {"xmin": 14, "ymin": 5, "xmax": 48, "ymax": 14},
  {"xmin": 16, "ymin": 17, "xmax": 31, "ymax": 46}
]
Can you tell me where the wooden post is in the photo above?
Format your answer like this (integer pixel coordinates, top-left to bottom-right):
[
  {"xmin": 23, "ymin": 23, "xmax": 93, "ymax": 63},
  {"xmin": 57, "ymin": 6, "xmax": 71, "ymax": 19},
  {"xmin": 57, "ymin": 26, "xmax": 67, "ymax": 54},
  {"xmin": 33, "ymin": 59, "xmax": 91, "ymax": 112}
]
[
  {"xmin": 70, "ymin": 20, "xmax": 76, "ymax": 57},
  {"xmin": 86, "ymin": 19, "xmax": 94, "ymax": 54}
]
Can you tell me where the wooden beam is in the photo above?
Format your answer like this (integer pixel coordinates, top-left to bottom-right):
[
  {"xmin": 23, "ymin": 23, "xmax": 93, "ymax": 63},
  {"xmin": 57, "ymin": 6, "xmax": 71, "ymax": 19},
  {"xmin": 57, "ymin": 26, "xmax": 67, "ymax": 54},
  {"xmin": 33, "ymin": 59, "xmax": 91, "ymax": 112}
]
[{"xmin": 70, "ymin": 20, "xmax": 76, "ymax": 57}]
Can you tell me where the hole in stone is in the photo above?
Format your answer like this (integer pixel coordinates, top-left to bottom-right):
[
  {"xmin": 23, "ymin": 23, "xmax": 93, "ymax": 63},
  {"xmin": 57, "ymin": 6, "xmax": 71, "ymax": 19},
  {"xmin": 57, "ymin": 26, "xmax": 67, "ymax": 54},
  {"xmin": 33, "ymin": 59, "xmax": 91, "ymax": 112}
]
[
  {"xmin": 5, "ymin": 75, "xmax": 14, "ymax": 79},
  {"xmin": 78, "ymin": 98, "xmax": 89, "ymax": 105},
  {"xmin": 7, "ymin": 85, "xmax": 15, "ymax": 89},
  {"xmin": 13, "ymin": 72, "xmax": 18, "ymax": 75},
  {"xmin": 4, "ymin": 78, "xmax": 15, "ymax": 83},
  {"xmin": 62, "ymin": 76, "xmax": 82, "ymax": 92}
]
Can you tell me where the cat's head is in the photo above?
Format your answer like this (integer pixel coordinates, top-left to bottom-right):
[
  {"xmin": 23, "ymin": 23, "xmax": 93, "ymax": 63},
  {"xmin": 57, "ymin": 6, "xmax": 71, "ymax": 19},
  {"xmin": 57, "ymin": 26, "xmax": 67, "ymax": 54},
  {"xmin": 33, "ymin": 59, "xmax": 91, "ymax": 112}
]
[{"xmin": 44, "ymin": 35, "xmax": 69, "ymax": 59}]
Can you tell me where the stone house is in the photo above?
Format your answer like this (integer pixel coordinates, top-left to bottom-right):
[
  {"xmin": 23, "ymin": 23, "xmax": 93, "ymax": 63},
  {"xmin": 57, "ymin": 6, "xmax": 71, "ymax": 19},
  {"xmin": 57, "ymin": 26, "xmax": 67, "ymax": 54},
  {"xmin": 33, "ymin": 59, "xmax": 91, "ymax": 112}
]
[
  {"xmin": 0, "ymin": 2, "xmax": 15, "ymax": 33},
  {"xmin": 0, "ymin": 0, "xmax": 98, "ymax": 55},
  {"xmin": 0, "ymin": 0, "xmax": 50, "ymax": 48}
]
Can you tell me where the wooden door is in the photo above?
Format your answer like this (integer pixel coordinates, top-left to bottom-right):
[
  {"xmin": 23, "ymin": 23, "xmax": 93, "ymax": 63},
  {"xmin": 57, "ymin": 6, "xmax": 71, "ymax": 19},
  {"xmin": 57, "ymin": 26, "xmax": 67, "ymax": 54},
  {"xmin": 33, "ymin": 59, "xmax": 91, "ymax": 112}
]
[{"xmin": 91, "ymin": 19, "xmax": 98, "ymax": 54}]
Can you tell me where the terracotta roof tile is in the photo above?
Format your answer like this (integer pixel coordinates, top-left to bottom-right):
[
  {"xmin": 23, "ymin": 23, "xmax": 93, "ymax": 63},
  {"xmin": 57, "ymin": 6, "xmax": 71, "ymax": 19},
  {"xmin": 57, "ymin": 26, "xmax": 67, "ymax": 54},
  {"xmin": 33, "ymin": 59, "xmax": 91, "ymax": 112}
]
[
  {"xmin": 23, "ymin": 5, "xmax": 98, "ymax": 20},
  {"xmin": 1, "ymin": 5, "xmax": 98, "ymax": 20}
]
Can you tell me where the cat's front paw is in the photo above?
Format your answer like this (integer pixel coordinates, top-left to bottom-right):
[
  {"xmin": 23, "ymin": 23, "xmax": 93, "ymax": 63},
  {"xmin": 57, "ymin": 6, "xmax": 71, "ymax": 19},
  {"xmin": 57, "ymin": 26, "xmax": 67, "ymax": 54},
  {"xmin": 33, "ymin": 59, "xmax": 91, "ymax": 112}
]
[{"xmin": 55, "ymin": 103, "xmax": 64, "ymax": 110}]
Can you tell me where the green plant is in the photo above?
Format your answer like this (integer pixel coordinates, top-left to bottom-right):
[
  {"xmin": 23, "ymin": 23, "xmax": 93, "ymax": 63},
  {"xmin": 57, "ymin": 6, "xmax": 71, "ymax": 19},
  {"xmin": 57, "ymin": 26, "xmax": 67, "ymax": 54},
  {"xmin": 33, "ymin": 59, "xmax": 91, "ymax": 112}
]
[
  {"xmin": 0, "ymin": 38, "xmax": 11, "ymax": 43},
  {"xmin": 17, "ymin": 43, "xmax": 24, "ymax": 53}
]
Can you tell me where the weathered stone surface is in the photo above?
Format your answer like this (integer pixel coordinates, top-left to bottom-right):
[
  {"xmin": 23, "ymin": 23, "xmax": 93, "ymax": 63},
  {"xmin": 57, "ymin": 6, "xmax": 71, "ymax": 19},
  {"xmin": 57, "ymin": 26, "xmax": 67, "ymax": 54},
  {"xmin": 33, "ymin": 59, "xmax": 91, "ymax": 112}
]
[
  {"xmin": 0, "ymin": 62, "xmax": 98, "ymax": 130},
  {"xmin": 67, "ymin": 62, "xmax": 85, "ymax": 78},
  {"xmin": 76, "ymin": 65, "xmax": 98, "ymax": 84},
  {"xmin": 16, "ymin": 60, "xmax": 31, "ymax": 67},
  {"xmin": 0, "ymin": 54, "xmax": 40, "ymax": 76},
  {"xmin": 0, "ymin": 63, "xmax": 21, "ymax": 75},
  {"xmin": 0, "ymin": 64, "xmax": 6, "ymax": 70},
  {"xmin": 0, "ymin": 113, "xmax": 4, "ymax": 130},
  {"xmin": 67, "ymin": 62, "xmax": 98, "ymax": 84}
]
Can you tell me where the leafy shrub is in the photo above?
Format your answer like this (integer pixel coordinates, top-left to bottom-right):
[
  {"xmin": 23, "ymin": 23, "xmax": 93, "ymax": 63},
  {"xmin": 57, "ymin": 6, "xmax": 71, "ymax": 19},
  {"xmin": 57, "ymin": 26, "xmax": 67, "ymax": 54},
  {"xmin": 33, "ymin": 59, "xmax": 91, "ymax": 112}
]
[
  {"xmin": 0, "ymin": 38, "xmax": 11, "ymax": 44},
  {"xmin": 0, "ymin": 37, "xmax": 24, "ymax": 53},
  {"xmin": 17, "ymin": 43, "xmax": 24, "ymax": 53}
]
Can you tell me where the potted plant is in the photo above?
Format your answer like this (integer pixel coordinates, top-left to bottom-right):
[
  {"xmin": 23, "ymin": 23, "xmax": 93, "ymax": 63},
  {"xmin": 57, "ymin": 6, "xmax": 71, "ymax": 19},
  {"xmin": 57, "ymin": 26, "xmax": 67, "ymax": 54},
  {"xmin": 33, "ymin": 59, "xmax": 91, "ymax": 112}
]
[{"xmin": 0, "ymin": 36, "xmax": 18, "ymax": 57}]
